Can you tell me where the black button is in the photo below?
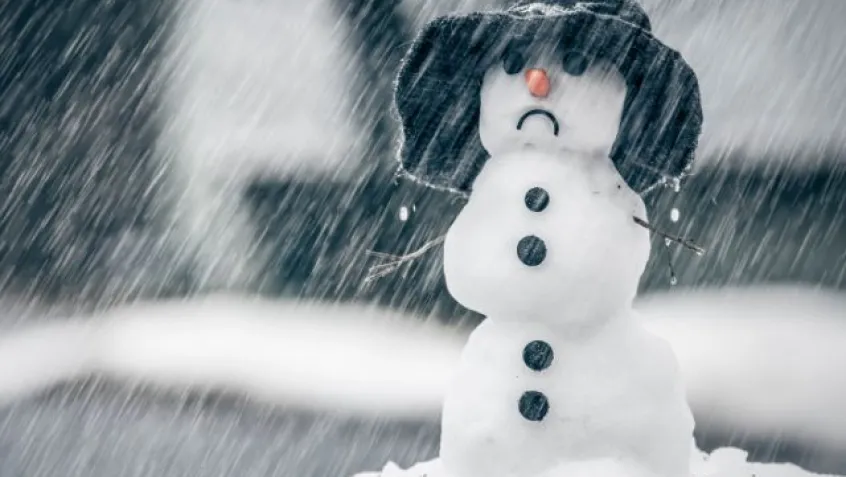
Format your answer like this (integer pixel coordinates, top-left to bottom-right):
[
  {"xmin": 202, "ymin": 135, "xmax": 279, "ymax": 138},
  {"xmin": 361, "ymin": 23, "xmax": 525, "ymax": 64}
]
[
  {"xmin": 524, "ymin": 187, "xmax": 550, "ymax": 212},
  {"xmin": 518, "ymin": 391, "xmax": 549, "ymax": 421},
  {"xmin": 523, "ymin": 340, "xmax": 554, "ymax": 371},
  {"xmin": 517, "ymin": 236, "xmax": 546, "ymax": 266}
]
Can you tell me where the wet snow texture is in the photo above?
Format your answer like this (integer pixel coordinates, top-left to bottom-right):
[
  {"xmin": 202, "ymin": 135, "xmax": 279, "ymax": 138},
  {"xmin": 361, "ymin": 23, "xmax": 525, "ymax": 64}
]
[
  {"xmin": 356, "ymin": 450, "xmax": 844, "ymax": 477},
  {"xmin": 1, "ymin": 0, "xmax": 846, "ymax": 476}
]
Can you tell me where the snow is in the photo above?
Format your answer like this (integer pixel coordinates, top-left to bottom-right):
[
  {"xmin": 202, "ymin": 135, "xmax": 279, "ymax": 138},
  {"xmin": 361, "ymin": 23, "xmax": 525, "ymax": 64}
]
[
  {"xmin": 428, "ymin": 49, "xmax": 712, "ymax": 476},
  {"xmin": 1, "ymin": 0, "xmax": 844, "ymax": 474},
  {"xmin": 443, "ymin": 148, "xmax": 649, "ymax": 319},
  {"xmin": 0, "ymin": 296, "xmax": 463, "ymax": 418},
  {"xmin": 446, "ymin": 57, "xmax": 647, "ymax": 320},
  {"xmin": 639, "ymin": 286, "xmax": 846, "ymax": 449},
  {"xmin": 356, "ymin": 448, "xmax": 844, "ymax": 477},
  {"xmin": 358, "ymin": 457, "xmax": 657, "ymax": 477},
  {"xmin": 0, "ymin": 287, "xmax": 845, "ymax": 475},
  {"xmin": 439, "ymin": 315, "xmax": 693, "ymax": 477}
]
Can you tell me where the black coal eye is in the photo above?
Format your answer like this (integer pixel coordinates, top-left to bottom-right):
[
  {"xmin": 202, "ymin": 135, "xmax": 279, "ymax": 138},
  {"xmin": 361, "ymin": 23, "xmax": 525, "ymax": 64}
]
[
  {"xmin": 502, "ymin": 49, "xmax": 526, "ymax": 75},
  {"xmin": 562, "ymin": 51, "xmax": 589, "ymax": 76}
]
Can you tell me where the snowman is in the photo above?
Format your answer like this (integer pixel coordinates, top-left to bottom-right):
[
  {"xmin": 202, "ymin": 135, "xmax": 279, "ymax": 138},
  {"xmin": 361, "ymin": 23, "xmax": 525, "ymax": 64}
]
[{"xmin": 361, "ymin": 1, "xmax": 703, "ymax": 476}]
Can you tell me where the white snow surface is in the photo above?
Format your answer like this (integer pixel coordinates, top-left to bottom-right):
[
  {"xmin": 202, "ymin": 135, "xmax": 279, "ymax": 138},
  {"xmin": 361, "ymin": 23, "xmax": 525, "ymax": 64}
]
[
  {"xmin": 439, "ymin": 314, "xmax": 693, "ymax": 477},
  {"xmin": 639, "ymin": 286, "xmax": 846, "ymax": 449},
  {"xmin": 450, "ymin": 56, "xmax": 647, "ymax": 319},
  {"xmin": 0, "ymin": 297, "xmax": 463, "ymax": 418},
  {"xmin": 356, "ymin": 447, "xmax": 843, "ymax": 477},
  {"xmin": 444, "ymin": 148, "xmax": 649, "ymax": 320}
]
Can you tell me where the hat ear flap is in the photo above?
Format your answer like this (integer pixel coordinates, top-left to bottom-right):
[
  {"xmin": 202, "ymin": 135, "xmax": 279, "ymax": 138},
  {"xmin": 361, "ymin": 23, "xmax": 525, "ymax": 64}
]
[
  {"xmin": 395, "ymin": 20, "xmax": 442, "ymax": 112},
  {"xmin": 394, "ymin": 16, "xmax": 491, "ymax": 193},
  {"xmin": 612, "ymin": 46, "xmax": 702, "ymax": 192},
  {"xmin": 397, "ymin": 15, "xmax": 489, "ymax": 107}
]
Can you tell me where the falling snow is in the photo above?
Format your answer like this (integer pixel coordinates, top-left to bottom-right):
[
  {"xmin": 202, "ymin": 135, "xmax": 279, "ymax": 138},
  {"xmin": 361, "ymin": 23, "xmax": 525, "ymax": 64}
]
[{"xmin": 0, "ymin": 0, "xmax": 845, "ymax": 476}]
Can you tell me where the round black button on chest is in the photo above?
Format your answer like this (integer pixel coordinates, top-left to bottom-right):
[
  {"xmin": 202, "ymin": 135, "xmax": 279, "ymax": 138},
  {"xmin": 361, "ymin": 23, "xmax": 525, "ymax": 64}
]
[
  {"xmin": 518, "ymin": 391, "xmax": 549, "ymax": 421},
  {"xmin": 517, "ymin": 235, "xmax": 547, "ymax": 266},
  {"xmin": 523, "ymin": 340, "xmax": 554, "ymax": 371},
  {"xmin": 524, "ymin": 187, "xmax": 550, "ymax": 212}
]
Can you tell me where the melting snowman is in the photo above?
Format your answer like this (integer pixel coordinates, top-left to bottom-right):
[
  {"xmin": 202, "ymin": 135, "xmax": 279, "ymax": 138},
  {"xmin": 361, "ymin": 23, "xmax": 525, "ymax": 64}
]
[
  {"xmin": 361, "ymin": 1, "xmax": 703, "ymax": 476},
  {"xmin": 440, "ymin": 45, "xmax": 693, "ymax": 477}
]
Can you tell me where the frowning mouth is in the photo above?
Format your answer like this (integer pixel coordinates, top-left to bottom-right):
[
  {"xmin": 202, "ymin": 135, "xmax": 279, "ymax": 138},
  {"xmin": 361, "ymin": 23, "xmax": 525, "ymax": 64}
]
[{"xmin": 516, "ymin": 109, "xmax": 560, "ymax": 136}]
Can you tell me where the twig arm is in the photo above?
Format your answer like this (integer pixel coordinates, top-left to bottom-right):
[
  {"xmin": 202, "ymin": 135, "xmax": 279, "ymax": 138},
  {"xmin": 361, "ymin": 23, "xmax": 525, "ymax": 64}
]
[
  {"xmin": 363, "ymin": 235, "xmax": 446, "ymax": 284},
  {"xmin": 632, "ymin": 216, "xmax": 706, "ymax": 256}
]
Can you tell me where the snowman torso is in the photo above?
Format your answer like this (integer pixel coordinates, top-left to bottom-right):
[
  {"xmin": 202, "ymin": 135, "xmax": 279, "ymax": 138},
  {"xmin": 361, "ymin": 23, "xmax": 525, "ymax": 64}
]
[
  {"xmin": 440, "ymin": 315, "xmax": 694, "ymax": 477},
  {"xmin": 438, "ymin": 149, "xmax": 694, "ymax": 477}
]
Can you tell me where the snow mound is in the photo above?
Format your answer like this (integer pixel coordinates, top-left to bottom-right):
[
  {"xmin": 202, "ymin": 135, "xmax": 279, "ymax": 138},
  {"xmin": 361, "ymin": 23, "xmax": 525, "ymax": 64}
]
[{"xmin": 354, "ymin": 448, "xmax": 842, "ymax": 477}]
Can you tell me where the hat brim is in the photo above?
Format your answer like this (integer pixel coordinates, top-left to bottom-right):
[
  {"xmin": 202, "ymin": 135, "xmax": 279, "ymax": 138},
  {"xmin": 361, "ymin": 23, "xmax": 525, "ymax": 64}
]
[{"xmin": 393, "ymin": 9, "xmax": 703, "ymax": 195}]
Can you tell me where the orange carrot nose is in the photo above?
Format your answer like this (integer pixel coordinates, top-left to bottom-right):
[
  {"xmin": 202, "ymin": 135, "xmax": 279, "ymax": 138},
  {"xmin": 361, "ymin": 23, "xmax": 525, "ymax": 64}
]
[{"xmin": 525, "ymin": 68, "xmax": 550, "ymax": 98}]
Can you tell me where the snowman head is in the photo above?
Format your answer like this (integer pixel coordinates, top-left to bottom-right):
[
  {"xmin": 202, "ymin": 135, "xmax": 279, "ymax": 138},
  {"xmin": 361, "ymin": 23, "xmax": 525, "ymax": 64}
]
[
  {"xmin": 442, "ymin": 50, "xmax": 651, "ymax": 324},
  {"xmin": 392, "ymin": 1, "xmax": 702, "ymax": 195}
]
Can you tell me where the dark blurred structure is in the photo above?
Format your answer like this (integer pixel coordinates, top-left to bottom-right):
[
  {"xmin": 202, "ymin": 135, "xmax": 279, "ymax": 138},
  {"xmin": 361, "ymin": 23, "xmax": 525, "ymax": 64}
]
[
  {"xmin": 0, "ymin": 0, "xmax": 845, "ymax": 475},
  {"xmin": 0, "ymin": 0, "xmax": 189, "ymax": 305}
]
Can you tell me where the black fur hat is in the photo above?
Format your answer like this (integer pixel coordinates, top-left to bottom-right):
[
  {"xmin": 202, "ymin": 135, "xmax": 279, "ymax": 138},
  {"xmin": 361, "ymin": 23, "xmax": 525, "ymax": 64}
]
[{"xmin": 393, "ymin": 0, "xmax": 703, "ymax": 195}]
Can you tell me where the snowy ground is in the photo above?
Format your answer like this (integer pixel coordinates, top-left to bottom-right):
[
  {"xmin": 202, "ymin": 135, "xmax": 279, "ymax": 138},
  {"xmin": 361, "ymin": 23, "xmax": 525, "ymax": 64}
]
[
  {"xmin": 359, "ymin": 447, "xmax": 842, "ymax": 477},
  {"xmin": 0, "ymin": 286, "xmax": 845, "ymax": 475},
  {"xmin": 640, "ymin": 287, "xmax": 846, "ymax": 450}
]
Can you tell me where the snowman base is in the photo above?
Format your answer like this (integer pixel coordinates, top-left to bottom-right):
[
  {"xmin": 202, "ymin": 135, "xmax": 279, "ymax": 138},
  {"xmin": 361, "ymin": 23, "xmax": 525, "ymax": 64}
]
[{"xmin": 353, "ymin": 449, "xmax": 843, "ymax": 477}]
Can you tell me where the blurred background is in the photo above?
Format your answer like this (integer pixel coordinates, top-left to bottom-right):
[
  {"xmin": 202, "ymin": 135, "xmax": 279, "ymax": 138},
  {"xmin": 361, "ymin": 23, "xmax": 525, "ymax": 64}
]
[{"xmin": 0, "ymin": 0, "xmax": 844, "ymax": 475}]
